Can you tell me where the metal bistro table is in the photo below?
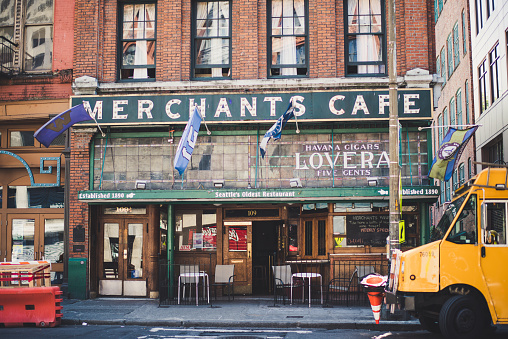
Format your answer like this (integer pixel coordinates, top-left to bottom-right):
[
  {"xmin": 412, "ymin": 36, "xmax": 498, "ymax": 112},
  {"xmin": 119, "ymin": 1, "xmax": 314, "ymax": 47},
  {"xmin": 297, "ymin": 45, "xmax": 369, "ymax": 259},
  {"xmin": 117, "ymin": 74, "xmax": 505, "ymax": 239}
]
[
  {"xmin": 177, "ymin": 271, "xmax": 210, "ymax": 306},
  {"xmin": 290, "ymin": 272, "xmax": 323, "ymax": 307}
]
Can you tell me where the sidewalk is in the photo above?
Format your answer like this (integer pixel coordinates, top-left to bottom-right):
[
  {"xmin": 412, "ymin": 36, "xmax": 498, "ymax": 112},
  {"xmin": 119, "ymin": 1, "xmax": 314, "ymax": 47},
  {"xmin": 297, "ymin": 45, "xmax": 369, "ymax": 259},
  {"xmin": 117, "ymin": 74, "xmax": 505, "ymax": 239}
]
[{"xmin": 60, "ymin": 296, "xmax": 421, "ymax": 331}]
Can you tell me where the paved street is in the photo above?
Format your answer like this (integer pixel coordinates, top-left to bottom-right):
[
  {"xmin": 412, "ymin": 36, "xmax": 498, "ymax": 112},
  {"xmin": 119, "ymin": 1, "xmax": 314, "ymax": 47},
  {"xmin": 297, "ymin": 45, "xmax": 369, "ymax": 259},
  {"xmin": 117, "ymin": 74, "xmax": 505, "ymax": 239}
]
[{"xmin": 1, "ymin": 325, "xmax": 507, "ymax": 339}]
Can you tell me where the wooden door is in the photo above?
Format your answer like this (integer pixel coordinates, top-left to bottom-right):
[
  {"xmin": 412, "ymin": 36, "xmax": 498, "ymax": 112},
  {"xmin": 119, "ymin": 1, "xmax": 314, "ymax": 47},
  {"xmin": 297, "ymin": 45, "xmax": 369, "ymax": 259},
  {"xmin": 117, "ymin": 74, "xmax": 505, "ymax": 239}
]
[{"xmin": 223, "ymin": 221, "xmax": 252, "ymax": 294}]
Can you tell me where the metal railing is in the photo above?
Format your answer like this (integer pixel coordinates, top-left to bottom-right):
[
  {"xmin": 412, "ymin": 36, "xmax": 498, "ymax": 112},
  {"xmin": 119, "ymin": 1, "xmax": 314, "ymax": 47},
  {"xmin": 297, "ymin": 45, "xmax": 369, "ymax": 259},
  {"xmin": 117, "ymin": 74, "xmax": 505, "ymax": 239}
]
[
  {"xmin": 326, "ymin": 258, "xmax": 390, "ymax": 307},
  {"xmin": 0, "ymin": 36, "xmax": 17, "ymax": 74},
  {"xmin": 159, "ymin": 253, "xmax": 389, "ymax": 308}
]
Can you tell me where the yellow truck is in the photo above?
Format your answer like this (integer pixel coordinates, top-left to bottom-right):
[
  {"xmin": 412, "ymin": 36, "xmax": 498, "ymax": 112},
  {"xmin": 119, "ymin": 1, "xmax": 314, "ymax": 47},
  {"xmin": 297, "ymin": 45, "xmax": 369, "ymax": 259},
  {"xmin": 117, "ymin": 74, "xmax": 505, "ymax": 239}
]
[{"xmin": 385, "ymin": 167, "xmax": 508, "ymax": 339}]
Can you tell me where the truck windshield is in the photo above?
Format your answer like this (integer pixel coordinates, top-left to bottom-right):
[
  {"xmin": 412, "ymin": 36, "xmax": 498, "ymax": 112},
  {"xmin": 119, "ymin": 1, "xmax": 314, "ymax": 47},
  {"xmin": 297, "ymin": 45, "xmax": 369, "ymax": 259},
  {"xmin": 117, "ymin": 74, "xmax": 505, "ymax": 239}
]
[{"xmin": 430, "ymin": 194, "xmax": 468, "ymax": 242}]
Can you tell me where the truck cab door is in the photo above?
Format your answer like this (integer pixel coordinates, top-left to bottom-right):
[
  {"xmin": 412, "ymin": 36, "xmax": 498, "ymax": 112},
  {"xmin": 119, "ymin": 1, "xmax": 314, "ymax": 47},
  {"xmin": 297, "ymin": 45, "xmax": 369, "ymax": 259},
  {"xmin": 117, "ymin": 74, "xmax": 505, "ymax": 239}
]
[{"xmin": 480, "ymin": 201, "xmax": 508, "ymax": 321}]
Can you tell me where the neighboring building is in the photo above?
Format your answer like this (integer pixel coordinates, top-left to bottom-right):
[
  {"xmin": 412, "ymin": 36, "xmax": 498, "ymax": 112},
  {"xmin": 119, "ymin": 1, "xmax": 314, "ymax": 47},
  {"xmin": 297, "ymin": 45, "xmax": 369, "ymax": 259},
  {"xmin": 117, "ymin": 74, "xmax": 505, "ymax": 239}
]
[
  {"xmin": 0, "ymin": 0, "xmax": 75, "ymax": 286},
  {"xmin": 470, "ymin": 0, "xmax": 507, "ymax": 168},
  {"xmin": 69, "ymin": 0, "xmax": 439, "ymax": 299},
  {"xmin": 431, "ymin": 0, "xmax": 476, "ymax": 225}
]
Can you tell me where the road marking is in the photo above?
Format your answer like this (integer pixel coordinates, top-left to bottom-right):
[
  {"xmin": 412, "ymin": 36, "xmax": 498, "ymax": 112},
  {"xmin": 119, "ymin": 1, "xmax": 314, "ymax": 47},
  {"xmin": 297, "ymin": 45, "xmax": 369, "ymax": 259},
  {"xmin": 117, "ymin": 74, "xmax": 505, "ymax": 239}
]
[{"xmin": 150, "ymin": 327, "xmax": 312, "ymax": 334}]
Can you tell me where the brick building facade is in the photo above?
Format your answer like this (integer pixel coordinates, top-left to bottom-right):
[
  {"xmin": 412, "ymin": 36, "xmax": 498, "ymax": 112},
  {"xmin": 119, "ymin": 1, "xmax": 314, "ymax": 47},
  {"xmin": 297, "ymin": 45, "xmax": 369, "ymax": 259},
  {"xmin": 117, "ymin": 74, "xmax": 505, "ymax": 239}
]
[
  {"xmin": 431, "ymin": 0, "xmax": 476, "ymax": 225},
  {"xmin": 0, "ymin": 0, "xmax": 75, "ymax": 288},
  {"xmin": 69, "ymin": 0, "xmax": 440, "ymax": 300}
]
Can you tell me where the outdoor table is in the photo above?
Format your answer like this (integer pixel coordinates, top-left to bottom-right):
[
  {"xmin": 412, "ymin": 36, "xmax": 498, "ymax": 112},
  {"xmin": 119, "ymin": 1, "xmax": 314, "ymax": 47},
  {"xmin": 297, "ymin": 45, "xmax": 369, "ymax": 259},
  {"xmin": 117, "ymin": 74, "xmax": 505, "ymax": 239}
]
[
  {"xmin": 290, "ymin": 272, "xmax": 323, "ymax": 307},
  {"xmin": 177, "ymin": 271, "xmax": 210, "ymax": 306}
]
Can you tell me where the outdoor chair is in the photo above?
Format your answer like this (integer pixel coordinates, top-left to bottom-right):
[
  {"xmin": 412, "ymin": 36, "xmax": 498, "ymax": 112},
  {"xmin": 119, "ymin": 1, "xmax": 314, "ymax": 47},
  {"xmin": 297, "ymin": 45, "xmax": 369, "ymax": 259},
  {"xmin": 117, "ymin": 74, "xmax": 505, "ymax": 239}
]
[
  {"xmin": 179, "ymin": 264, "xmax": 200, "ymax": 301},
  {"xmin": 272, "ymin": 265, "xmax": 301, "ymax": 304},
  {"xmin": 212, "ymin": 264, "xmax": 235, "ymax": 301}
]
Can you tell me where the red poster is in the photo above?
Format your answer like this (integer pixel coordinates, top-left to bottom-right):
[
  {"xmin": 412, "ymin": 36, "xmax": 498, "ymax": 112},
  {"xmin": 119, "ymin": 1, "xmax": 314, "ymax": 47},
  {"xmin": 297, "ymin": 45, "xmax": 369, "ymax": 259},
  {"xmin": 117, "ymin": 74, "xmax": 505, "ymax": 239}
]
[
  {"xmin": 202, "ymin": 226, "xmax": 217, "ymax": 249},
  {"xmin": 229, "ymin": 226, "xmax": 247, "ymax": 251}
]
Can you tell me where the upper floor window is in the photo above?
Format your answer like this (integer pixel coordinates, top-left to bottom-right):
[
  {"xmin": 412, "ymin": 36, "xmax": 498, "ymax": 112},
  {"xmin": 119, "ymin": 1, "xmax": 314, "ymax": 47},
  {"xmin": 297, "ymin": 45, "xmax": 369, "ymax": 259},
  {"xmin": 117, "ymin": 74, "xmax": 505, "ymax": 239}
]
[
  {"xmin": 268, "ymin": 0, "xmax": 308, "ymax": 77},
  {"xmin": 440, "ymin": 47, "xmax": 446, "ymax": 84},
  {"xmin": 345, "ymin": 0, "xmax": 385, "ymax": 76},
  {"xmin": 119, "ymin": 3, "xmax": 156, "ymax": 81},
  {"xmin": 449, "ymin": 97, "xmax": 456, "ymax": 126},
  {"xmin": 456, "ymin": 88, "xmax": 462, "ymax": 126},
  {"xmin": 478, "ymin": 59, "xmax": 489, "ymax": 114},
  {"xmin": 447, "ymin": 33, "xmax": 453, "ymax": 77},
  {"xmin": 462, "ymin": 10, "xmax": 467, "ymax": 55},
  {"xmin": 192, "ymin": 1, "xmax": 231, "ymax": 79},
  {"xmin": 465, "ymin": 80, "xmax": 470, "ymax": 124},
  {"xmin": 0, "ymin": 0, "xmax": 53, "ymax": 73},
  {"xmin": 453, "ymin": 23, "xmax": 460, "ymax": 69},
  {"xmin": 475, "ymin": 0, "xmax": 484, "ymax": 34},
  {"xmin": 489, "ymin": 43, "xmax": 500, "ymax": 104}
]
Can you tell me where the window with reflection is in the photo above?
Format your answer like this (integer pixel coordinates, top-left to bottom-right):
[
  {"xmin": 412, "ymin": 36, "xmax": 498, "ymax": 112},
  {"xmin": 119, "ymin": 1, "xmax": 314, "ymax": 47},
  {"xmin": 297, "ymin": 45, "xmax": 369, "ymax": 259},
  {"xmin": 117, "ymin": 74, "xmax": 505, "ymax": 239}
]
[
  {"xmin": 0, "ymin": 1, "xmax": 53, "ymax": 72},
  {"xmin": 10, "ymin": 131, "xmax": 35, "ymax": 147},
  {"xmin": 119, "ymin": 2, "xmax": 156, "ymax": 80},
  {"xmin": 193, "ymin": 1, "xmax": 231, "ymax": 79},
  {"xmin": 345, "ymin": 0, "xmax": 385, "ymax": 76},
  {"xmin": 176, "ymin": 210, "xmax": 217, "ymax": 251},
  {"xmin": 8, "ymin": 186, "xmax": 64, "ymax": 208},
  {"xmin": 268, "ymin": 0, "xmax": 308, "ymax": 77}
]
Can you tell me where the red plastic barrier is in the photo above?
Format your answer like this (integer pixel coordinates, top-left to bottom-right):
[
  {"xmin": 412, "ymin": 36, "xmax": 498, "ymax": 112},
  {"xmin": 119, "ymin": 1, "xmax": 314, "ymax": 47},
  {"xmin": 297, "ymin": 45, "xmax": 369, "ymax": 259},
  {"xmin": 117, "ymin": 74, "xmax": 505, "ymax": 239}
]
[{"xmin": 0, "ymin": 286, "xmax": 63, "ymax": 327}]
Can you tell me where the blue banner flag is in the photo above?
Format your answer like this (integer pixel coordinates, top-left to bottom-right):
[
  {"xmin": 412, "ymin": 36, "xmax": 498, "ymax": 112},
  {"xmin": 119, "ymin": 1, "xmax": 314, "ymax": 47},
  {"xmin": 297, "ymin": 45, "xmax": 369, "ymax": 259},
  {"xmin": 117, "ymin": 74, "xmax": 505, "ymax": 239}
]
[
  {"xmin": 259, "ymin": 99, "xmax": 296, "ymax": 158},
  {"xmin": 429, "ymin": 126, "xmax": 478, "ymax": 181},
  {"xmin": 174, "ymin": 106, "xmax": 202, "ymax": 175},
  {"xmin": 34, "ymin": 104, "xmax": 93, "ymax": 148}
]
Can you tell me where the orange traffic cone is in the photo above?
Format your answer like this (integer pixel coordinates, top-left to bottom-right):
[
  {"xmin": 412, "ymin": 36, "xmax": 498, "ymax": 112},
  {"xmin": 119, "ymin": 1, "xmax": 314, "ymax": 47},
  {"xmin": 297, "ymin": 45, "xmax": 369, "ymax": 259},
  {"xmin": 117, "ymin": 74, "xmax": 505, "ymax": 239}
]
[{"xmin": 367, "ymin": 291, "xmax": 384, "ymax": 324}]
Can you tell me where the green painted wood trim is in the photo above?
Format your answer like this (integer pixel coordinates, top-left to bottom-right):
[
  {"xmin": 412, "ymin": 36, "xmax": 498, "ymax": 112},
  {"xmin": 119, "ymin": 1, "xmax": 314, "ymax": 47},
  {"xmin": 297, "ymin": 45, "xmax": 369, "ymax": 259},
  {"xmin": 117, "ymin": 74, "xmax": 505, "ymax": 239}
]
[{"xmin": 78, "ymin": 186, "xmax": 439, "ymax": 203}]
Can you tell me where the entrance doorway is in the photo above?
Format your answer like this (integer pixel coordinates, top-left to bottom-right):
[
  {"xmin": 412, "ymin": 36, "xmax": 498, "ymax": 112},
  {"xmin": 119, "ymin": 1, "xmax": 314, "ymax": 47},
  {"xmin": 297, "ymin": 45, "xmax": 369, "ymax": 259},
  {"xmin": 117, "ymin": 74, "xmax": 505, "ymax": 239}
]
[
  {"xmin": 99, "ymin": 218, "xmax": 147, "ymax": 296},
  {"xmin": 6, "ymin": 214, "xmax": 64, "ymax": 284},
  {"xmin": 252, "ymin": 221, "xmax": 279, "ymax": 295}
]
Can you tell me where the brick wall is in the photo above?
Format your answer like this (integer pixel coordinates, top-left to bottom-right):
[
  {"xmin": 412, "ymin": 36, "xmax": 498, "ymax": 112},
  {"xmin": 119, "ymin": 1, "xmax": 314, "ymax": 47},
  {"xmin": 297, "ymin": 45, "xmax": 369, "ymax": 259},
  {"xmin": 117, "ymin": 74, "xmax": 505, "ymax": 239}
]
[
  {"xmin": 68, "ymin": 129, "xmax": 94, "ymax": 260},
  {"xmin": 72, "ymin": 0, "xmax": 435, "ymax": 83},
  {"xmin": 53, "ymin": 0, "xmax": 75, "ymax": 71}
]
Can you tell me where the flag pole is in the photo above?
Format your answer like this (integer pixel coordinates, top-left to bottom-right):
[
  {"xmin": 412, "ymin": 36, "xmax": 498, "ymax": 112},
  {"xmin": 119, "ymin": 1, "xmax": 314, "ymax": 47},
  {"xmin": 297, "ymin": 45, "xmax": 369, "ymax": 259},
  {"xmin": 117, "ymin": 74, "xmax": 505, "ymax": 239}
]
[
  {"xmin": 82, "ymin": 101, "xmax": 106, "ymax": 137},
  {"xmin": 196, "ymin": 104, "xmax": 211, "ymax": 135},
  {"xmin": 418, "ymin": 124, "xmax": 481, "ymax": 131}
]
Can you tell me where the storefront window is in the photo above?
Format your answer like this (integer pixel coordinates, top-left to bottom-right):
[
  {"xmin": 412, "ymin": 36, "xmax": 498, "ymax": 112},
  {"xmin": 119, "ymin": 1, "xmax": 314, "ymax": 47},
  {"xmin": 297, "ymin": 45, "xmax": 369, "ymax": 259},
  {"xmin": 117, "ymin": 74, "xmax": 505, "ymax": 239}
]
[
  {"xmin": 8, "ymin": 186, "xmax": 64, "ymax": 208},
  {"xmin": 288, "ymin": 223, "xmax": 298, "ymax": 252},
  {"xmin": 93, "ymin": 130, "xmax": 429, "ymax": 190},
  {"xmin": 176, "ymin": 210, "xmax": 217, "ymax": 251}
]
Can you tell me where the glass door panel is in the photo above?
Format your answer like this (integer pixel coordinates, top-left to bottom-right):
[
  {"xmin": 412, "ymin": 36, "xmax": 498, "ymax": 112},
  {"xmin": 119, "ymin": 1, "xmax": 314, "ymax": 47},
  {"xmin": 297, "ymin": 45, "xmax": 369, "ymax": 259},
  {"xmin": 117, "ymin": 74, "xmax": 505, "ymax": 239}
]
[
  {"xmin": 103, "ymin": 222, "xmax": 120, "ymax": 279},
  {"xmin": 11, "ymin": 218, "xmax": 36, "ymax": 261},
  {"xmin": 127, "ymin": 223, "xmax": 143, "ymax": 279},
  {"xmin": 43, "ymin": 217, "xmax": 64, "ymax": 284}
]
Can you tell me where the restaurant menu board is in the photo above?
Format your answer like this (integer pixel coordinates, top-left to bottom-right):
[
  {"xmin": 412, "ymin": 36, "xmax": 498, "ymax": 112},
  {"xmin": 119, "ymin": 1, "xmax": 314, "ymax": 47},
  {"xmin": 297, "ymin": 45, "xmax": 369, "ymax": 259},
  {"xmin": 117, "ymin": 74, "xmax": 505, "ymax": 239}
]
[{"xmin": 346, "ymin": 214, "xmax": 389, "ymax": 247}]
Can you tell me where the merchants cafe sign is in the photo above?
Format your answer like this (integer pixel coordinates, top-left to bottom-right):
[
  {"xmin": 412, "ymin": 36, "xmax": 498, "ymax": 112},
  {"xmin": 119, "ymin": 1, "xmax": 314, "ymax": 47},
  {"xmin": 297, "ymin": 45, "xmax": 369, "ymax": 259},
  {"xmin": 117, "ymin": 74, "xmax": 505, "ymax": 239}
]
[{"xmin": 71, "ymin": 89, "xmax": 432, "ymax": 124}]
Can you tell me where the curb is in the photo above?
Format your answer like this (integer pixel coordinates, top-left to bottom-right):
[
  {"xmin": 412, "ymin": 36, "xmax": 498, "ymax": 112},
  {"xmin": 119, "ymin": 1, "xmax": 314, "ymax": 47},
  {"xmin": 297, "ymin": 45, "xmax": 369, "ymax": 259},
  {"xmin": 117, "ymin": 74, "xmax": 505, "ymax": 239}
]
[{"xmin": 61, "ymin": 318, "xmax": 422, "ymax": 331}]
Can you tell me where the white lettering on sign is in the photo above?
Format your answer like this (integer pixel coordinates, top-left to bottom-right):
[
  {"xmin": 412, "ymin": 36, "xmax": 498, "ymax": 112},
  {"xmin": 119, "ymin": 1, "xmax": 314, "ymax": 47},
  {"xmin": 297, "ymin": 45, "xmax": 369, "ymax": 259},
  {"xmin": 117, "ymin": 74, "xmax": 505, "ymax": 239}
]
[
  {"xmin": 378, "ymin": 95, "xmax": 389, "ymax": 115},
  {"xmin": 113, "ymin": 100, "xmax": 128, "ymax": 119},
  {"xmin": 329, "ymin": 95, "xmax": 346, "ymax": 115},
  {"xmin": 138, "ymin": 100, "xmax": 154, "ymax": 119},
  {"xmin": 241, "ymin": 97, "xmax": 257, "ymax": 117},
  {"xmin": 263, "ymin": 97, "xmax": 283, "ymax": 116},
  {"xmin": 165, "ymin": 99, "xmax": 181, "ymax": 119},
  {"xmin": 404, "ymin": 94, "xmax": 420, "ymax": 114},
  {"xmin": 351, "ymin": 95, "xmax": 370, "ymax": 115},
  {"xmin": 189, "ymin": 98, "xmax": 206, "ymax": 118},
  {"xmin": 215, "ymin": 97, "xmax": 232, "ymax": 118},
  {"xmin": 83, "ymin": 100, "xmax": 103, "ymax": 119},
  {"xmin": 293, "ymin": 96, "xmax": 305, "ymax": 116}
]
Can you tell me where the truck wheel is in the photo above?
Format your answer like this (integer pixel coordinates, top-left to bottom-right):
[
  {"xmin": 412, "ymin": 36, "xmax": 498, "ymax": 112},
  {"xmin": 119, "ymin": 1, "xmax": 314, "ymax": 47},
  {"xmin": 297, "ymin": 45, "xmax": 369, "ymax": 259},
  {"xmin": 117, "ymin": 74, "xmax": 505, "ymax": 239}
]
[
  {"xmin": 439, "ymin": 295, "xmax": 488, "ymax": 339},
  {"xmin": 418, "ymin": 314, "xmax": 440, "ymax": 333}
]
